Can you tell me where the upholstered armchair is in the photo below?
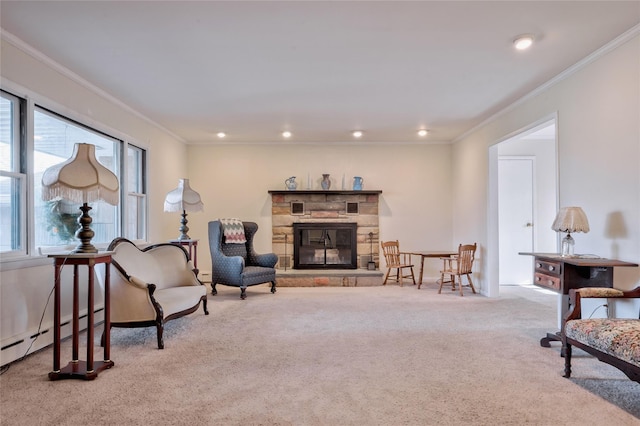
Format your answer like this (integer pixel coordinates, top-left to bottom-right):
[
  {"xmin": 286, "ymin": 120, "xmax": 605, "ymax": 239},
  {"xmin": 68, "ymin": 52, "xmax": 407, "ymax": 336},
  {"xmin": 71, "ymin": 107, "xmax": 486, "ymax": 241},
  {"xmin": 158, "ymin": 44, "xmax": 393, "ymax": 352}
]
[
  {"xmin": 208, "ymin": 220, "xmax": 277, "ymax": 299},
  {"xmin": 96, "ymin": 238, "xmax": 209, "ymax": 349}
]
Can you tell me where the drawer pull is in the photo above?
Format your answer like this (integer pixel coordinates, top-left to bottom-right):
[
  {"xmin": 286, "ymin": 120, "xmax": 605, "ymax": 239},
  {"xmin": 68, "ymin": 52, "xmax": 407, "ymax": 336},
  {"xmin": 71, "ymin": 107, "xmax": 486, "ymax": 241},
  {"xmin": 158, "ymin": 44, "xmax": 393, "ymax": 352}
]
[
  {"xmin": 536, "ymin": 263, "xmax": 542, "ymax": 268},
  {"xmin": 548, "ymin": 265, "xmax": 555, "ymax": 272}
]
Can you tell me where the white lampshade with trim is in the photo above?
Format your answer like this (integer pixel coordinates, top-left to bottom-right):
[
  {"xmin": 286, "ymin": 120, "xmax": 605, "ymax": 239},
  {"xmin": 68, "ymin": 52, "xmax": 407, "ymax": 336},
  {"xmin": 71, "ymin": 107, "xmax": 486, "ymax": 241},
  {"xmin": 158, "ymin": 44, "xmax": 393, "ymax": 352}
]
[
  {"xmin": 551, "ymin": 207, "xmax": 589, "ymax": 257},
  {"xmin": 41, "ymin": 143, "xmax": 120, "ymax": 253},
  {"xmin": 164, "ymin": 178, "xmax": 204, "ymax": 240}
]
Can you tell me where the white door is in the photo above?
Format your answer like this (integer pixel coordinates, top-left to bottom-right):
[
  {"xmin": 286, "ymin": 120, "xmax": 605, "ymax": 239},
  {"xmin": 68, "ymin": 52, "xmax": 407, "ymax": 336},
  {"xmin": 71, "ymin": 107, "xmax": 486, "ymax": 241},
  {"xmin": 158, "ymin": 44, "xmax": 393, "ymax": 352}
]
[{"xmin": 498, "ymin": 157, "xmax": 534, "ymax": 285}]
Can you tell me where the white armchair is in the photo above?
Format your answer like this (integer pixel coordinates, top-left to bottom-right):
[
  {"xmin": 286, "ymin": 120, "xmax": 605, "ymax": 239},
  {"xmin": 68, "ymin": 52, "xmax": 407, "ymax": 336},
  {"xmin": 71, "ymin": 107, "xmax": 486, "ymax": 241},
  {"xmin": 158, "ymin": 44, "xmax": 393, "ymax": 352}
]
[{"xmin": 97, "ymin": 238, "xmax": 209, "ymax": 349}]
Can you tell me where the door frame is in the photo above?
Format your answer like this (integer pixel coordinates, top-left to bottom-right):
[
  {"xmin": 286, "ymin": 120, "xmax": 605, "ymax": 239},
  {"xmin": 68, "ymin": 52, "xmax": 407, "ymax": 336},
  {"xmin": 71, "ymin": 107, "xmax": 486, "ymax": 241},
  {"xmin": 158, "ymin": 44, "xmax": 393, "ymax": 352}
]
[{"xmin": 487, "ymin": 114, "xmax": 559, "ymax": 297}]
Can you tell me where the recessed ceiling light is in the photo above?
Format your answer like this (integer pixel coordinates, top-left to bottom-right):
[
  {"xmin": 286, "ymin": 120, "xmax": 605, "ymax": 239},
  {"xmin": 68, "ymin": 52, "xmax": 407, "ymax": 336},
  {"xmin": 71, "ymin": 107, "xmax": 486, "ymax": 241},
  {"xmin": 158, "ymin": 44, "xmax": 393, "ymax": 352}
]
[
  {"xmin": 282, "ymin": 131, "xmax": 292, "ymax": 138},
  {"xmin": 513, "ymin": 34, "xmax": 534, "ymax": 50},
  {"xmin": 417, "ymin": 129, "xmax": 429, "ymax": 137},
  {"xmin": 217, "ymin": 132, "xmax": 226, "ymax": 138},
  {"xmin": 352, "ymin": 130, "xmax": 363, "ymax": 138}
]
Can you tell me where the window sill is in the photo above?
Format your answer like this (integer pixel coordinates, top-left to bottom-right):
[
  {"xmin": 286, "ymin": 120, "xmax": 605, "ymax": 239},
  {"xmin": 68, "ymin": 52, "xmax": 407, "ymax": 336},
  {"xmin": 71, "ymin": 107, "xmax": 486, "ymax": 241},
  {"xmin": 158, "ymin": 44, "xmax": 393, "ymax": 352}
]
[
  {"xmin": 0, "ymin": 255, "xmax": 50, "ymax": 271},
  {"xmin": 0, "ymin": 242, "xmax": 115, "ymax": 271}
]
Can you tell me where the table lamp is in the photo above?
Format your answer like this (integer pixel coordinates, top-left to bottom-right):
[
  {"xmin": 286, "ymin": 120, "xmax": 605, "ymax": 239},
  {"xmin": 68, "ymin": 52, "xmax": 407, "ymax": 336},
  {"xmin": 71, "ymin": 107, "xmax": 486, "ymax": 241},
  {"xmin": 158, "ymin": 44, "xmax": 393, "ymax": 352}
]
[
  {"xmin": 163, "ymin": 178, "xmax": 204, "ymax": 241},
  {"xmin": 41, "ymin": 143, "xmax": 120, "ymax": 253},
  {"xmin": 551, "ymin": 207, "xmax": 590, "ymax": 257}
]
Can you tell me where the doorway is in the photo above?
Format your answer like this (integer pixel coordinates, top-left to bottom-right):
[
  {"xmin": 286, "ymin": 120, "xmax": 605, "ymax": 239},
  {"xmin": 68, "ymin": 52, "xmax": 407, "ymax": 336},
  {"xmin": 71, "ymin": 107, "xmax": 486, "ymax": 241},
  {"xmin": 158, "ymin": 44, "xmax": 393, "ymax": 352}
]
[{"xmin": 487, "ymin": 116, "xmax": 558, "ymax": 296}]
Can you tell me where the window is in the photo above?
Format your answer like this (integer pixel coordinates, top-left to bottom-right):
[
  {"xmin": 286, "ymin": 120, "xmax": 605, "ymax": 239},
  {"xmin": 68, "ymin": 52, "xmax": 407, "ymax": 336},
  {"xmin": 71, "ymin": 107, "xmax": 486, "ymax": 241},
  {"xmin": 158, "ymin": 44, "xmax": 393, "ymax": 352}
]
[
  {"xmin": 34, "ymin": 108, "xmax": 121, "ymax": 249},
  {"xmin": 126, "ymin": 145, "xmax": 146, "ymax": 241},
  {"xmin": 0, "ymin": 91, "xmax": 26, "ymax": 255},
  {"xmin": 0, "ymin": 89, "xmax": 148, "ymax": 261}
]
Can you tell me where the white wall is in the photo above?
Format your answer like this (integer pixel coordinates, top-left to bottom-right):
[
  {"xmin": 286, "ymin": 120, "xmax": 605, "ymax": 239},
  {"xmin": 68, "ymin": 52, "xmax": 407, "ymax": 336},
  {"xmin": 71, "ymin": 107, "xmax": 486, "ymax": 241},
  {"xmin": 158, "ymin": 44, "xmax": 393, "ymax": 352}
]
[
  {"xmin": 186, "ymin": 143, "xmax": 454, "ymax": 275},
  {"xmin": 0, "ymin": 37, "xmax": 189, "ymax": 365},
  {"xmin": 452, "ymin": 33, "xmax": 640, "ymax": 298}
]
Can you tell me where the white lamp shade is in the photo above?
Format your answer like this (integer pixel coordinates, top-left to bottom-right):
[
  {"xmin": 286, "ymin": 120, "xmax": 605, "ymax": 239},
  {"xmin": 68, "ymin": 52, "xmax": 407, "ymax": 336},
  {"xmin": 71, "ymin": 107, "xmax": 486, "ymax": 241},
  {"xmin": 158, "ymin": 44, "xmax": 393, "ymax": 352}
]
[
  {"xmin": 551, "ymin": 207, "xmax": 590, "ymax": 233},
  {"xmin": 41, "ymin": 143, "xmax": 119, "ymax": 205},
  {"xmin": 164, "ymin": 179, "xmax": 204, "ymax": 213}
]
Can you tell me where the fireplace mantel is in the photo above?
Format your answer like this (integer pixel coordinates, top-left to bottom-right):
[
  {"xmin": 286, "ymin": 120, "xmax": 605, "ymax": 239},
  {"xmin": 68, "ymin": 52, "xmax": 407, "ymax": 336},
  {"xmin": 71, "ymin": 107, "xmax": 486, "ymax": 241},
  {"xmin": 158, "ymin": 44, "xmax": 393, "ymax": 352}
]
[{"xmin": 268, "ymin": 190, "xmax": 382, "ymax": 195}]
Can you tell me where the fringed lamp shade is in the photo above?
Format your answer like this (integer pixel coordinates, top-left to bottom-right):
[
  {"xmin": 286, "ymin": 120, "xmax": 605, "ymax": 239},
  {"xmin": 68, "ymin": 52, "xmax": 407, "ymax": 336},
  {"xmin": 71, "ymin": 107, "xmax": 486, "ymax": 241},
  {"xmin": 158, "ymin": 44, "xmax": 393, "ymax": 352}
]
[
  {"xmin": 551, "ymin": 207, "xmax": 589, "ymax": 257},
  {"xmin": 164, "ymin": 179, "xmax": 204, "ymax": 241},
  {"xmin": 41, "ymin": 143, "xmax": 119, "ymax": 253}
]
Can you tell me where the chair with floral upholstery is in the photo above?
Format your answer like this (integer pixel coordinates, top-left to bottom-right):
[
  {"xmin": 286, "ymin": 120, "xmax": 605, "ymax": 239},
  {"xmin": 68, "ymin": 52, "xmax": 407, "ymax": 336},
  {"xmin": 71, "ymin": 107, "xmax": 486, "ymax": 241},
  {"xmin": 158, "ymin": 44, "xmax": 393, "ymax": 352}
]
[{"xmin": 562, "ymin": 286, "xmax": 640, "ymax": 383}]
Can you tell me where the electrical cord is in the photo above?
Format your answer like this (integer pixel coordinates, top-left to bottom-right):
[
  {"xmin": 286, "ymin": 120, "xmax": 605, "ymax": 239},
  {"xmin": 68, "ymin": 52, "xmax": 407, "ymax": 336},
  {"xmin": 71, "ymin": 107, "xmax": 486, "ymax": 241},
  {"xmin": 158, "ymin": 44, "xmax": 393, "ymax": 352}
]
[
  {"xmin": 0, "ymin": 285, "xmax": 55, "ymax": 375},
  {"xmin": 0, "ymin": 250, "xmax": 73, "ymax": 375},
  {"xmin": 587, "ymin": 303, "xmax": 609, "ymax": 319}
]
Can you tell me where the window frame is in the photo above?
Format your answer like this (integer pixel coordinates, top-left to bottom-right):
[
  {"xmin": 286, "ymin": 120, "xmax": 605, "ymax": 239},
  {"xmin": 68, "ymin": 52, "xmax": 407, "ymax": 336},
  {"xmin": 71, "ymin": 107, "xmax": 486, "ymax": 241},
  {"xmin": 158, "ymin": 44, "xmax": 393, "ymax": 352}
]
[
  {"xmin": 0, "ymin": 90, "xmax": 27, "ymax": 258},
  {"xmin": 0, "ymin": 84, "xmax": 148, "ymax": 269},
  {"xmin": 125, "ymin": 144, "xmax": 147, "ymax": 242}
]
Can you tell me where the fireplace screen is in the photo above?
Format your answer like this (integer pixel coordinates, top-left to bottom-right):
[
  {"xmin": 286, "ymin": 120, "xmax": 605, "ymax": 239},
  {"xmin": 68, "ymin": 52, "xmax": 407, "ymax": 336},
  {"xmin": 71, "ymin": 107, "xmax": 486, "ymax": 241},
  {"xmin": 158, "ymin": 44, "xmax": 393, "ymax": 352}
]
[{"xmin": 293, "ymin": 223, "xmax": 357, "ymax": 269}]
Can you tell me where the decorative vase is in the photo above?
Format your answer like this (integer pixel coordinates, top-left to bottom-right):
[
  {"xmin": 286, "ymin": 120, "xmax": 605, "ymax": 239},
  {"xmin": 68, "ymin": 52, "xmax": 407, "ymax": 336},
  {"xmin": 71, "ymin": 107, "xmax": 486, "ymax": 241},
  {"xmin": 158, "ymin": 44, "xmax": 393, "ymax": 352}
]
[
  {"xmin": 321, "ymin": 174, "xmax": 331, "ymax": 190},
  {"xmin": 353, "ymin": 176, "xmax": 363, "ymax": 191},
  {"xmin": 285, "ymin": 176, "xmax": 297, "ymax": 190}
]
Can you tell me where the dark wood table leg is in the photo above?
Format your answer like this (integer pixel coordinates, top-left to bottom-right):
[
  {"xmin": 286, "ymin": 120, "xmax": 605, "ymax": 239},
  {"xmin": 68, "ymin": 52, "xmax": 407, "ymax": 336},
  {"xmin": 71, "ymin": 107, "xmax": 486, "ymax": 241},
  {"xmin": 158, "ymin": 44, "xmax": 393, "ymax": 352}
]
[
  {"xmin": 72, "ymin": 264, "xmax": 79, "ymax": 363},
  {"xmin": 87, "ymin": 262, "xmax": 95, "ymax": 374},
  {"xmin": 418, "ymin": 256, "xmax": 426, "ymax": 289},
  {"xmin": 540, "ymin": 331, "xmax": 562, "ymax": 347},
  {"xmin": 51, "ymin": 261, "xmax": 61, "ymax": 376},
  {"xmin": 103, "ymin": 262, "xmax": 111, "ymax": 363}
]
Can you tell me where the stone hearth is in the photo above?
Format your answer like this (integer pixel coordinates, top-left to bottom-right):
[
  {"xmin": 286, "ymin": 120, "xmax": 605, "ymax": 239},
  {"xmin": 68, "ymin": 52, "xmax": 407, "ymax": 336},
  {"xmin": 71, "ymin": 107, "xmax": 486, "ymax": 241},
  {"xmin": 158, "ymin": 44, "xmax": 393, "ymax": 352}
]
[{"xmin": 276, "ymin": 268, "xmax": 384, "ymax": 287}]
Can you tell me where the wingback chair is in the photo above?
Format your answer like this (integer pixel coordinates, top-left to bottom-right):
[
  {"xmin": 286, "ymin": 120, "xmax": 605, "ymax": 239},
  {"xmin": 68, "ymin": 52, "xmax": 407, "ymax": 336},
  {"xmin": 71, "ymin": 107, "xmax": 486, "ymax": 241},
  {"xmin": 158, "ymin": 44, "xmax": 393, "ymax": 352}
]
[{"xmin": 208, "ymin": 220, "xmax": 277, "ymax": 299}]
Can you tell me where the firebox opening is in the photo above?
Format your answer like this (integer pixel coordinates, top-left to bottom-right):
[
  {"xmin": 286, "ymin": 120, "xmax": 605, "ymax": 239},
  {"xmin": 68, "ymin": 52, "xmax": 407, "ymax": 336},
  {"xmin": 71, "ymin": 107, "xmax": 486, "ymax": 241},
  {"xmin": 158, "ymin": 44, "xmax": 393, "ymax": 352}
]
[{"xmin": 293, "ymin": 223, "xmax": 357, "ymax": 269}]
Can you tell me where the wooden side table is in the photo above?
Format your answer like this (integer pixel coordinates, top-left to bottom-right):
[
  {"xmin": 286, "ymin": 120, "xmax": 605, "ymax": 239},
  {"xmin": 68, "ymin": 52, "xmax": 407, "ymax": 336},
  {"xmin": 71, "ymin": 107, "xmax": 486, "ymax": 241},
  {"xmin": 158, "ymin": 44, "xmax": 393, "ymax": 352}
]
[
  {"xmin": 408, "ymin": 251, "xmax": 457, "ymax": 288},
  {"xmin": 48, "ymin": 252, "xmax": 114, "ymax": 380},
  {"xmin": 520, "ymin": 252, "xmax": 638, "ymax": 348},
  {"xmin": 170, "ymin": 239, "xmax": 199, "ymax": 268}
]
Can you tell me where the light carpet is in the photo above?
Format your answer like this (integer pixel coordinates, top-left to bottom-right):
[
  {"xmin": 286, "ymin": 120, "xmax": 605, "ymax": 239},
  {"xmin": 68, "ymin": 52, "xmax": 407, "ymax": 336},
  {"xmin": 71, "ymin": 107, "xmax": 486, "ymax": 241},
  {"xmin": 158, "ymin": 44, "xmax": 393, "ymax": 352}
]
[{"xmin": 1, "ymin": 283, "xmax": 638, "ymax": 425}]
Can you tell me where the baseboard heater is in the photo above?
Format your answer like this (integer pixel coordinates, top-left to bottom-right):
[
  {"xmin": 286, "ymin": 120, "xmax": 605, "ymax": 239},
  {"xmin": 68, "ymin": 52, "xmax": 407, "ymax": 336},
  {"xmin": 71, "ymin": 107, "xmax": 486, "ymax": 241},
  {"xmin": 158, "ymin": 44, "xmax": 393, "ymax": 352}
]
[{"xmin": 0, "ymin": 306, "xmax": 105, "ymax": 366}]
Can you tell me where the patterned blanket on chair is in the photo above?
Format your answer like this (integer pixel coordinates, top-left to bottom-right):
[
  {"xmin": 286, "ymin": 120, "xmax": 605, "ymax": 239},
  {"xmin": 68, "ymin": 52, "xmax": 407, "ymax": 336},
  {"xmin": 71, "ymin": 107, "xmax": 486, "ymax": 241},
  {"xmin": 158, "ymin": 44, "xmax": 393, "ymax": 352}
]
[{"xmin": 220, "ymin": 218, "xmax": 247, "ymax": 244}]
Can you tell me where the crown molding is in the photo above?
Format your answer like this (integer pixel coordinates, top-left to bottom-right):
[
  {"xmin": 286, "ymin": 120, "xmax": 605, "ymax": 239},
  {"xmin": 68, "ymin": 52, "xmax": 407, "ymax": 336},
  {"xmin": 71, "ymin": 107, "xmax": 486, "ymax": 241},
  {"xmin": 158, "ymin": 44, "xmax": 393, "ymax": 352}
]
[
  {"xmin": 454, "ymin": 23, "xmax": 640, "ymax": 144},
  {"xmin": 1, "ymin": 28, "xmax": 186, "ymax": 144}
]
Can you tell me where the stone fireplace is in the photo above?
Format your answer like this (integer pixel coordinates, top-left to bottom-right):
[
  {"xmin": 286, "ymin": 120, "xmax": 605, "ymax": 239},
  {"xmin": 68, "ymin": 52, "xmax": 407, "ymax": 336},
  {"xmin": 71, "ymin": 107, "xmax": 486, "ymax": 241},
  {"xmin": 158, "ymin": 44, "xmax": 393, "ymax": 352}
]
[{"xmin": 268, "ymin": 190, "xmax": 382, "ymax": 286}]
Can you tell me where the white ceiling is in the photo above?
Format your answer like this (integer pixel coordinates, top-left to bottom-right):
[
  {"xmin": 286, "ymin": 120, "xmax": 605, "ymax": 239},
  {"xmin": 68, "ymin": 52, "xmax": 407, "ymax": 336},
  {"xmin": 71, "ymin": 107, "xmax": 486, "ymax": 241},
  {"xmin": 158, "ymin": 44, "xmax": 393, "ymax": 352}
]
[{"xmin": 1, "ymin": 1, "xmax": 639, "ymax": 144}]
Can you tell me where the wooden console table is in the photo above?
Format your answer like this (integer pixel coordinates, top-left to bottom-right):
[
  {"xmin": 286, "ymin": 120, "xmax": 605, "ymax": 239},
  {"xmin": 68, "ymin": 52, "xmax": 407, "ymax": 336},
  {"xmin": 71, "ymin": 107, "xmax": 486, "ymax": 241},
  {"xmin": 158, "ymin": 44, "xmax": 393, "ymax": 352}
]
[
  {"xmin": 520, "ymin": 252, "xmax": 637, "ymax": 348},
  {"xmin": 48, "ymin": 252, "xmax": 114, "ymax": 380}
]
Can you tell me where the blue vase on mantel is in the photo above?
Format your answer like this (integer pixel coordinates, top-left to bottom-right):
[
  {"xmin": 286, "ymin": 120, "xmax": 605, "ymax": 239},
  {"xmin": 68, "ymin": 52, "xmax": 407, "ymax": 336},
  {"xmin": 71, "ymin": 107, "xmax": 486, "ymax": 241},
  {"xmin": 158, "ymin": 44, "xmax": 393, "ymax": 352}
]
[
  {"xmin": 321, "ymin": 174, "xmax": 331, "ymax": 190},
  {"xmin": 353, "ymin": 176, "xmax": 363, "ymax": 191}
]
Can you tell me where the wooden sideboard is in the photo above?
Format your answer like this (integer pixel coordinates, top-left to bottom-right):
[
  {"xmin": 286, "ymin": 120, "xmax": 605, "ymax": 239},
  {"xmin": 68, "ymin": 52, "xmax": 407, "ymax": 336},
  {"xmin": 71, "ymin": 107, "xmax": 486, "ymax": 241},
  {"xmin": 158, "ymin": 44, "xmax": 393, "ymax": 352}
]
[{"xmin": 519, "ymin": 252, "xmax": 638, "ymax": 348}]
